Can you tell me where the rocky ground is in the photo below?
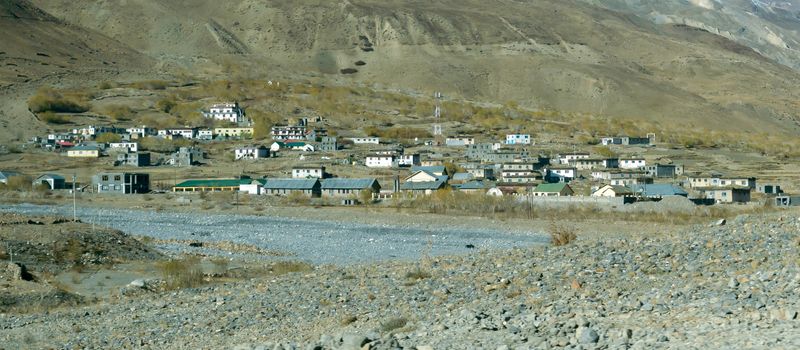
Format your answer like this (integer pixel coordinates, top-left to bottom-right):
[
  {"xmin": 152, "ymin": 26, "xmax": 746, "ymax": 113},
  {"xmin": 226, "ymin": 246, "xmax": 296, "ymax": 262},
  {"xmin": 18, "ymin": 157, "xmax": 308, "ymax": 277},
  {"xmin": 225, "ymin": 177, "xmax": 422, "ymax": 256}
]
[{"xmin": 1, "ymin": 210, "xmax": 799, "ymax": 349}]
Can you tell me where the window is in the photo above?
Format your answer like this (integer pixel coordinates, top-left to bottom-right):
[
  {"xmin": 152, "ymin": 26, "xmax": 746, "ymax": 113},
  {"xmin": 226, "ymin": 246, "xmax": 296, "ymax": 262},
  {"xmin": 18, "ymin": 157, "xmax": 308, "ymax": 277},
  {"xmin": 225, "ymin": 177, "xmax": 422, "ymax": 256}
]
[
  {"xmin": 102, "ymin": 175, "xmax": 109, "ymax": 181},
  {"xmin": 114, "ymin": 175, "xmax": 121, "ymax": 181}
]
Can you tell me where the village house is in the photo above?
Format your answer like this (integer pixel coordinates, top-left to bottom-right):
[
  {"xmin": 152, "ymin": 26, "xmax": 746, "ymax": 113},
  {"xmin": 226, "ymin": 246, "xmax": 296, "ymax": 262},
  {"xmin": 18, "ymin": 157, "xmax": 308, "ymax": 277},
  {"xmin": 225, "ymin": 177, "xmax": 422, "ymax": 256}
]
[
  {"xmin": 559, "ymin": 152, "xmax": 590, "ymax": 165},
  {"xmin": 115, "ymin": 152, "xmax": 151, "ymax": 167},
  {"xmin": 0, "ymin": 170, "xmax": 21, "ymax": 184},
  {"xmin": 544, "ymin": 166, "xmax": 576, "ymax": 183},
  {"xmin": 452, "ymin": 180, "xmax": 494, "ymax": 194},
  {"xmin": 259, "ymin": 178, "xmax": 321, "ymax": 197},
  {"xmin": 445, "ymin": 136, "xmax": 475, "ymax": 147},
  {"xmin": 619, "ymin": 158, "xmax": 646, "ymax": 170},
  {"xmin": 93, "ymin": 172, "xmax": 150, "ymax": 194},
  {"xmin": 531, "ymin": 183, "xmax": 574, "ymax": 197},
  {"xmin": 500, "ymin": 163, "xmax": 542, "ymax": 184},
  {"xmin": 108, "ymin": 142, "xmax": 138, "ymax": 153},
  {"xmin": 126, "ymin": 126, "xmax": 156, "ymax": 138},
  {"xmin": 704, "ymin": 187, "xmax": 751, "ymax": 204},
  {"xmin": 467, "ymin": 167, "xmax": 495, "ymax": 180},
  {"xmin": 505, "ymin": 134, "xmax": 531, "ymax": 145},
  {"xmin": 292, "ymin": 166, "xmax": 327, "ymax": 179},
  {"xmin": 271, "ymin": 140, "xmax": 315, "ymax": 152},
  {"xmin": 67, "ymin": 145, "xmax": 101, "ymax": 158},
  {"xmin": 573, "ymin": 158, "xmax": 618, "ymax": 170},
  {"xmin": 366, "ymin": 155, "xmax": 395, "ymax": 168},
  {"xmin": 397, "ymin": 154, "xmax": 421, "ymax": 167},
  {"xmin": 465, "ymin": 143, "xmax": 496, "ymax": 159},
  {"xmin": 687, "ymin": 173, "xmax": 756, "ymax": 189},
  {"xmin": 235, "ymin": 146, "xmax": 270, "ymax": 160},
  {"xmin": 451, "ymin": 172, "xmax": 474, "ymax": 182},
  {"xmin": 304, "ymin": 128, "xmax": 328, "ymax": 142},
  {"xmin": 168, "ymin": 147, "xmax": 204, "ymax": 167},
  {"xmin": 756, "ymin": 183, "xmax": 783, "ymax": 195},
  {"xmin": 197, "ymin": 129, "xmax": 214, "ymax": 140},
  {"xmin": 214, "ymin": 127, "xmax": 253, "ymax": 139},
  {"xmin": 481, "ymin": 149, "xmax": 530, "ymax": 163},
  {"xmin": 591, "ymin": 170, "xmax": 653, "ymax": 186},
  {"xmin": 271, "ymin": 125, "xmax": 306, "ymax": 141},
  {"xmin": 644, "ymin": 163, "xmax": 684, "ymax": 178},
  {"xmin": 609, "ymin": 177, "xmax": 653, "ymax": 187},
  {"xmin": 73, "ymin": 125, "xmax": 126, "ymax": 139},
  {"xmin": 173, "ymin": 177, "xmax": 253, "ymax": 192},
  {"xmin": 349, "ymin": 137, "xmax": 380, "ymax": 145},
  {"xmin": 600, "ymin": 136, "xmax": 651, "ymax": 146},
  {"xmin": 161, "ymin": 127, "xmax": 197, "ymax": 139},
  {"xmin": 33, "ymin": 174, "xmax": 66, "ymax": 190},
  {"xmin": 318, "ymin": 137, "xmax": 338, "ymax": 152},
  {"xmin": 400, "ymin": 170, "xmax": 449, "ymax": 195},
  {"xmin": 591, "ymin": 185, "xmax": 633, "ymax": 198},
  {"xmin": 321, "ymin": 178, "xmax": 381, "ymax": 197},
  {"xmin": 203, "ymin": 102, "xmax": 245, "ymax": 124},
  {"xmin": 412, "ymin": 165, "xmax": 447, "ymax": 177},
  {"xmin": 629, "ymin": 184, "xmax": 688, "ymax": 198}
]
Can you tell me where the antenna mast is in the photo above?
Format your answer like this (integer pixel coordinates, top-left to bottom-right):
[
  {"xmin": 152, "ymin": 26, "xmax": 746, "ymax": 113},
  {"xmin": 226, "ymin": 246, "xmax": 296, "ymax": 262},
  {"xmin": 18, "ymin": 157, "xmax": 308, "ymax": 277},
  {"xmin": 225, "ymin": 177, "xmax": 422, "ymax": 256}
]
[{"xmin": 433, "ymin": 92, "xmax": 443, "ymax": 136}]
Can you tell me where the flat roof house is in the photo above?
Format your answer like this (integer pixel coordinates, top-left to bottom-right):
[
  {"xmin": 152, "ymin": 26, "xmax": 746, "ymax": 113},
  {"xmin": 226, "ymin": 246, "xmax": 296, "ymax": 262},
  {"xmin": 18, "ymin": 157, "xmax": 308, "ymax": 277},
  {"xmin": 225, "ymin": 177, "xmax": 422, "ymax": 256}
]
[
  {"xmin": 292, "ymin": 166, "xmax": 327, "ymax": 179},
  {"xmin": 629, "ymin": 184, "xmax": 688, "ymax": 198},
  {"xmin": 93, "ymin": 172, "xmax": 150, "ymax": 194},
  {"xmin": 235, "ymin": 146, "xmax": 270, "ymax": 160},
  {"xmin": 704, "ymin": 187, "xmax": 751, "ymax": 204},
  {"xmin": 321, "ymin": 178, "xmax": 381, "ymax": 197},
  {"xmin": 592, "ymin": 185, "xmax": 633, "ymax": 198}
]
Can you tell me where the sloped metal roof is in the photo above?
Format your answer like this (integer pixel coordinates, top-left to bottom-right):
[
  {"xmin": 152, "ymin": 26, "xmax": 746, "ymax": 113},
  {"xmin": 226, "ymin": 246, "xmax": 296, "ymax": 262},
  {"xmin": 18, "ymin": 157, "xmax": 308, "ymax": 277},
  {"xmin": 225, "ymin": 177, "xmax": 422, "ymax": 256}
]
[
  {"xmin": 261, "ymin": 178, "xmax": 319, "ymax": 190},
  {"xmin": 321, "ymin": 178, "xmax": 378, "ymax": 190}
]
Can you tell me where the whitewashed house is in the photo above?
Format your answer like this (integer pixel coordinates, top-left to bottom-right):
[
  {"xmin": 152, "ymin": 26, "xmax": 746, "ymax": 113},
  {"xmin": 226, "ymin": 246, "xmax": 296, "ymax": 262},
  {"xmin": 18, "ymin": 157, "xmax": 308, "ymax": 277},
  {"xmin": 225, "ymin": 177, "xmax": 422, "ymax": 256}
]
[
  {"xmin": 559, "ymin": 153, "xmax": 590, "ymax": 165},
  {"xmin": 292, "ymin": 166, "xmax": 326, "ymax": 179},
  {"xmin": 619, "ymin": 158, "xmax": 646, "ymax": 170},
  {"xmin": 445, "ymin": 137, "xmax": 475, "ymax": 146},
  {"xmin": 203, "ymin": 102, "xmax": 245, "ymax": 123},
  {"xmin": 350, "ymin": 137, "xmax": 380, "ymax": 145},
  {"xmin": 397, "ymin": 154, "xmax": 421, "ymax": 167},
  {"xmin": 366, "ymin": 155, "xmax": 394, "ymax": 168},
  {"xmin": 197, "ymin": 129, "xmax": 214, "ymax": 140},
  {"xmin": 505, "ymin": 134, "xmax": 531, "ymax": 145},
  {"xmin": 235, "ymin": 146, "xmax": 269, "ymax": 160},
  {"xmin": 592, "ymin": 185, "xmax": 633, "ymax": 198},
  {"xmin": 126, "ymin": 126, "xmax": 155, "ymax": 138}
]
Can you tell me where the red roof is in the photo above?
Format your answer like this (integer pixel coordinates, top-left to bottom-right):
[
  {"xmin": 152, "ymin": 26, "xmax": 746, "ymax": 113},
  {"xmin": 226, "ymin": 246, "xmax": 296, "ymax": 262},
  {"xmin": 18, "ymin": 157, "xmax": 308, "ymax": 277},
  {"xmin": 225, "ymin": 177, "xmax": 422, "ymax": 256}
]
[{"xmin": 57, "ymin": 141, "xmax": 75, "ymax": 147}]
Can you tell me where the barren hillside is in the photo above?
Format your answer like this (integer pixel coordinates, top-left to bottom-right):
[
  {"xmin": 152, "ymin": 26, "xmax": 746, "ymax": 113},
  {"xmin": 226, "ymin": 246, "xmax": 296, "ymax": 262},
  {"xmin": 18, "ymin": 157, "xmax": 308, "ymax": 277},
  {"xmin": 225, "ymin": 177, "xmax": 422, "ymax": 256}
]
[
  {"xmin": 5, "ymin": 0, "xmax": 800, "ymax": 136},
  {"xmin": 0, "ymin": 0, "xmax": 153, "ymax": 142}
]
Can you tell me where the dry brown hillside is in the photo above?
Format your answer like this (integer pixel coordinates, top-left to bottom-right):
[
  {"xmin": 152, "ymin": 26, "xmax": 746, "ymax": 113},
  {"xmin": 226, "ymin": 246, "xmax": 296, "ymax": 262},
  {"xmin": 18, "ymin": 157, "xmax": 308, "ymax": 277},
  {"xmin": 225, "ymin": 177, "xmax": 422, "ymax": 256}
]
[{"xmin": 4, "ymin": 0, "xmax": 800, "ymax": 138}]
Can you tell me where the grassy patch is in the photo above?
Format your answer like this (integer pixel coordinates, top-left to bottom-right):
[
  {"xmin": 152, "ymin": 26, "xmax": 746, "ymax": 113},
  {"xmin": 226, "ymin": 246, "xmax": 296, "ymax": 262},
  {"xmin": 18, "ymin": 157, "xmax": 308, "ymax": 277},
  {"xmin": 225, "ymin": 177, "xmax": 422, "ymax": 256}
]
[{"xmin": 156, "ymin": 256, "xmax": 204, "ymax": 290}]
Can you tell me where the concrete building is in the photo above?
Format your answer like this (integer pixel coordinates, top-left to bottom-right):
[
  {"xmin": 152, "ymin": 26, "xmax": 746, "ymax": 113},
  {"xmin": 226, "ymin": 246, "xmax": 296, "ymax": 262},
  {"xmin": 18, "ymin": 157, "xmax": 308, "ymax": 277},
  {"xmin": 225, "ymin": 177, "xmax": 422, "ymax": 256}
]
[
  {"xmin": 235, "ymin": 146, "xmax": 270, "ymax": 160},
  {"xmin": 505, "ymin": 134, "xmax": 531, "ymax": 145},
  {"xmin": 93, "ymin": 173, "xmax": 150, "ymax": 194},
  {"xmin": 321, "ymin": 178, "xmax": 381, "ymax": 197},
  {"xmin": 366, "ymin": 155, "xmax": 394, "ymax": 168},
  {"xmin": 319, "ymin": 137, "xmax": 338, "ymax": 152},
  {"xmin": 203, "ymin": 102, "xmax": 245, "ymax": 123},
  {"xmin": 115, "ymin": 152, "xmax": 151, "ymax": 167},
  {"xmin": 704, "ymin": 187, "xmax": 751, "ymax": 204},
  {"xmin": 349, "ymin": 137, "xmax": 380, "ymax": 145},
  {"xmin": 67, "ymin": 145, "xmax": 100, "ymax": 158},
  {"xmin": 619, "ymin": 158, "xmax": 646, "ymax": 170},
  {"xmin": 292, "ymin": 166, "xmax": 327, "ymax": 179}
]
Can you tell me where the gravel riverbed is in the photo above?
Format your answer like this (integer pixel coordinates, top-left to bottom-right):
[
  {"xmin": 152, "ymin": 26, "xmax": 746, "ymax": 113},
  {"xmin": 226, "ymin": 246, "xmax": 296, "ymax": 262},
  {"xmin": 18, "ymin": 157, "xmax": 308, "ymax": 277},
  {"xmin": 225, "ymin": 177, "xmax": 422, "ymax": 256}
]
[{"xmin": 0, "ymin": 204, "xmax": 548, "ymax": 265}]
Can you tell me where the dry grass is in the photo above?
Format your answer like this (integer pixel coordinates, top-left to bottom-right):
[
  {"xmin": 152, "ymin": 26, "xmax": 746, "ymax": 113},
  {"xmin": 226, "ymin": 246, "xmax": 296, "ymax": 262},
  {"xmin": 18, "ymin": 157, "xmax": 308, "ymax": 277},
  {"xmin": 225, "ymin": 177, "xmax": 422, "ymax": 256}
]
[
  {"xmin": 156, "ymin": 256, "xmax": 204, "ymax": 290},
  {"xmin": 548, "ymin": 223, "xmax": 577, "ymax": 246},
  {"xmin": 380, "ymin": 317, "xmax": 408, "ymax": 333}
]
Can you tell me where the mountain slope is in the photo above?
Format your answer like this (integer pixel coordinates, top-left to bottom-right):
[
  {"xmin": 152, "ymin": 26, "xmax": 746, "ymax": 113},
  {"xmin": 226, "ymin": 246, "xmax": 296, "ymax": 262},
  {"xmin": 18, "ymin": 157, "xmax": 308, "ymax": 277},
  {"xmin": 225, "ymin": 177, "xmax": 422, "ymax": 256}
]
[{"xmin": 22, "ymin": 0, "xmax": 800, "ymax": 134}]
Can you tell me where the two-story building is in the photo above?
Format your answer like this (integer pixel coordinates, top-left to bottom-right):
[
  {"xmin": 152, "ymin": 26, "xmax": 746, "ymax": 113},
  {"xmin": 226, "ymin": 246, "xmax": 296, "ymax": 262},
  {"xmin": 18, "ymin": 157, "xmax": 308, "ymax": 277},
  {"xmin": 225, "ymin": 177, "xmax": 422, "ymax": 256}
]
[
  {"xmin": 619, "ymin": 158, "xmax": 646, "ymax": 170},
  {"xmin": 93, "ymin": 172, "xmax": 150, "ymax": 194},
  {"xmin": 505, "ymin": 134, "xmax": 531, "ymax": 145},
  {"xmin": 203, "ymin": 102, "xmax": 245, "ymax": 123},
  {"xmin": 235, "ymin": 146, "xmax": 270, "ymax": 160},
  {"xmin": 687, "ymin": 173, "xmax": 756, "ymax": 189},
  {"xmin": 291, "ymin": 166, "xmax": 327, "ymax": 179},
  {"xmin": 271, "ymin": 125, "xmax": 306, "ymax": 141}
]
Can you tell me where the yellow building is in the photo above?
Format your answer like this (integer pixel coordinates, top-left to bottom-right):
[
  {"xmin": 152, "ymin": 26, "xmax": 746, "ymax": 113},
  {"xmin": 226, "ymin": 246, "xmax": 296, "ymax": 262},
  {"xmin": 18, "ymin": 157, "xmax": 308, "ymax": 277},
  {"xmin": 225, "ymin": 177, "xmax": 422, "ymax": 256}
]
[
  {"xmin": 214, "ymin": 127, "xmax": 253, "ymax": 138},
  {"xmin": 67, "ymin": 146, "xmax": 100, "ymax": 158}
]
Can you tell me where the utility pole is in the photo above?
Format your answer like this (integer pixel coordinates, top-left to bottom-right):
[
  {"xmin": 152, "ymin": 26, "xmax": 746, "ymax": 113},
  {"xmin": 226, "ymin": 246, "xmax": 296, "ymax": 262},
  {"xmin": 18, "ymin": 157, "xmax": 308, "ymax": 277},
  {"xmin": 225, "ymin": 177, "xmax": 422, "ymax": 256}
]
[{"xmin": 72, "ymin": 174, "xmax": 77, "ymax": 222}]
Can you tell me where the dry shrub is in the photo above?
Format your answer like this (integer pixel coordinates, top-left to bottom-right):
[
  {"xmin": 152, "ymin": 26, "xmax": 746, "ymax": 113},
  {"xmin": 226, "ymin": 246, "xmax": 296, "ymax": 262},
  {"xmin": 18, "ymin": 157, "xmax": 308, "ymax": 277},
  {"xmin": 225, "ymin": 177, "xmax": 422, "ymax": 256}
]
[
  {"xmin": 380, "ymin": 317, "xmax": 408, "ymax": 333},
  {"xmin": 156, "ymin": 256, "xmax": 204, "ymax": 289},
  {"xmin": 28, "ymin": 88, "xmax": 90, "ymax": 113},
  {"xmin": 549, "ymin": 223, "xmax": 577, "ymax": 246},
  {"xmin": 131, "ymin": 80, "xmax": 169, "ymax": 90},
  {"xmin": 39, "ymin": 112, "xmax": 70, "ymax": 124},
  {"xmin": 269, "ymin": 261, "xmax": 312, "ymax": 275},
  {"xmin": 405, "ymin": 268, "xmax": 431, "ymax": 280}
]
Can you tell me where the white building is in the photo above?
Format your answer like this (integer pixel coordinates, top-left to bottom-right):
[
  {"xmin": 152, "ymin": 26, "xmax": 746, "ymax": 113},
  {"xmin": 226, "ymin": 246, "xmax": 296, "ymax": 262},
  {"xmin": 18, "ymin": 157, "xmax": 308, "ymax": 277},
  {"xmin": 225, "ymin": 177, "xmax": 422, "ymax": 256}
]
[
  {"xmin": 197, "ymin": 129, "xmax": 214, "ymax": 140},
  {"xmin": 397, "ymin": 154, "xmax": 421, "ymax": 167},
  {"xmin": 559, "ymin": 153, "xmax": 590, "ymax": 165},
  {"xmin": 546, "ymin": 167, "xmax": 576, "ymax": 180},
  {"xmin": 350, "ymin": 137, "xmax": 380, "ymax": 145},
  {"xmin": 505, "ymin": 134, "xmax": 531, "ymax": 145},
  {"xmin": 292, "ymin": 166, "xmax": 326, "ymax": 179},
  {"xmin": 108, "ymin": 142, "xmax": 138, "ymax": 153},
  {"xmin": 445, "ymin": 137, "xmax": 475, "ymax": 147},
  {"xmin": 235, "ymin": 146, "xmax": 269, "ymax": 160},
  {"xmin": 160, "ymin": 128, "xmax": 196, "ymax": 139},
  {"xmin": 203, "ymin": 102, "xmax": 244, "ymax": 123},
  {"xmin": 619, "ymin": 158, "xmax": 646, "ymax": 170},
  {"xmin": 126, "ymin": 126, "xmax": 155, "ymax": 138},
  {"xmin": 366, "ymin": 155, "xmax": 394, "ymax": 168}
]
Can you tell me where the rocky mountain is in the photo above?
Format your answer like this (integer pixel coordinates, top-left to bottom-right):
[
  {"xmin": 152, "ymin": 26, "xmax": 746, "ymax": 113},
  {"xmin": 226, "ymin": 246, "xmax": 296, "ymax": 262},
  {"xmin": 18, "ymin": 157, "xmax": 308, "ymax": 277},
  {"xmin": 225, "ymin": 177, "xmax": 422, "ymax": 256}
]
[{"xmin": 5, "ymin": 0, "xmax": 800, "ymax": 134}]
